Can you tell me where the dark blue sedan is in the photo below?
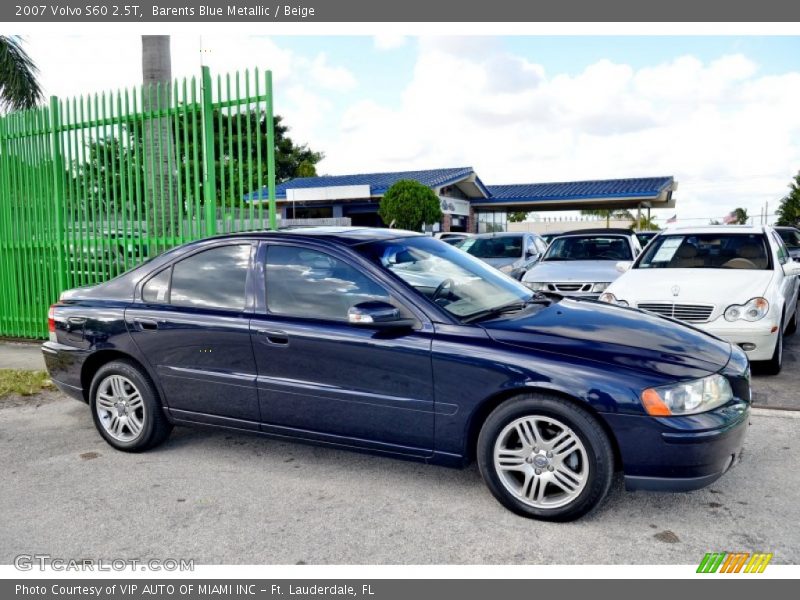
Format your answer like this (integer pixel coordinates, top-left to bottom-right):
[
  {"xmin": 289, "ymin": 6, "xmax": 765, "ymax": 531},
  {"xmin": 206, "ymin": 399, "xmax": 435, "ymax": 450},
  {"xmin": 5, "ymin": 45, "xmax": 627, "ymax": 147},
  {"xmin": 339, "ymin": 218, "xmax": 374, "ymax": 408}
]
[{"xmin": 43, "ymin": 227, "xmax": 751, "ymax": 521}]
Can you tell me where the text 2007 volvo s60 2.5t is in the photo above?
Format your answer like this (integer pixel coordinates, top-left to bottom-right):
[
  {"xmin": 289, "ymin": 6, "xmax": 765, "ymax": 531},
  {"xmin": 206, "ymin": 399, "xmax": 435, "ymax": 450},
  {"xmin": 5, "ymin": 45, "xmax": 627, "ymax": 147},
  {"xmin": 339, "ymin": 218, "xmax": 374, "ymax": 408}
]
[{"xmin": 43, "ymin": 227, "xmax": 751, "ymax": 521}]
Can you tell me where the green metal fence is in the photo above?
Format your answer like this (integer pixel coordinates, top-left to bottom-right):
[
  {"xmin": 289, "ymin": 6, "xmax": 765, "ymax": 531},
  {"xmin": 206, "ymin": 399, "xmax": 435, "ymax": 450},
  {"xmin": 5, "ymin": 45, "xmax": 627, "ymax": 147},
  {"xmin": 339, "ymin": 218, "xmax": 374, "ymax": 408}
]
[{"xmin": 0, "ymin": 66, "xmax": 277, "ymax": 339}]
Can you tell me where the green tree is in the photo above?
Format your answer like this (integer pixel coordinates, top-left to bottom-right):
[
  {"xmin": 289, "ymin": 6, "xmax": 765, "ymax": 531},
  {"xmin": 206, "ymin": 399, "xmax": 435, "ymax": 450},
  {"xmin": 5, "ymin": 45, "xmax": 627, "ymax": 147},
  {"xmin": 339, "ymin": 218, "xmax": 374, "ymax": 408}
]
[
  {"xmin": 776, "ymin": 171, "xmax": 800, "ymax": 226},
  {"xmin": 580, "ymin": 208, "xmax": 634, "ymax": 228},
  {"xmin": 631, "ymin": 215, "xmax": 660, "ymax": 231},
  {"xmin": 731, "ymin": 207, "xmax": 749, "ymax": 225},
  {"xmin": 0, "ymin": 35, "xmax": 42, "ymax": 111},
  {"xmin": 378, "ymin": 180, "xmax": 442, "ymax": 231},
  {"xmin": 508, "ymin": 211, "xmax": 528, "ymax": 223}
]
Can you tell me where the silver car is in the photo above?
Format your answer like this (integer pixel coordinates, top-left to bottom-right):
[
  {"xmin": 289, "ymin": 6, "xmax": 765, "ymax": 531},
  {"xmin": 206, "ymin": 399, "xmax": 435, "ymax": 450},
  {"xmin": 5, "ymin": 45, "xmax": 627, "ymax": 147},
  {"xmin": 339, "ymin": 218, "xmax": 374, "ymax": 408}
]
[
  {"xmin": 521, "ymin": 228, "xmax": 642, "ymax": 298},
  {"xmin": 456, "ymin": 232, "xmax": 548, "ymax": 280}
]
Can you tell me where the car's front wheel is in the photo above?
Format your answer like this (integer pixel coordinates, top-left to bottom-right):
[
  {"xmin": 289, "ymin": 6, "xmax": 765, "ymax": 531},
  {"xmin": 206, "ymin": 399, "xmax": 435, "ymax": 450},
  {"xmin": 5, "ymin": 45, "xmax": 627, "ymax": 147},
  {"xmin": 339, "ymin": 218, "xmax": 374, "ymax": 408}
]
[
  {"xmin": 89, "ymin": 360, "xmax": 172, "ymax": 452},
  {"xmin": 477, "ymin": 394, "xmax": 614, "ymax": 521}
]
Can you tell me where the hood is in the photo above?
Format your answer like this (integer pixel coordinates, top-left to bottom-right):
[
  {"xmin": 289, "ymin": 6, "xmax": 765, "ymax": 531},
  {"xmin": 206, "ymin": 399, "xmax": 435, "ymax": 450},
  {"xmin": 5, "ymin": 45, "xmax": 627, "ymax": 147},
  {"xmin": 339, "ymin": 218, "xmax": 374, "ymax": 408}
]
[
  {"xmin": 607, "ymin": 268, "xmax": 775, "ymax": 305},
  {"xmin": 480, "ymin": 257, "xmax": 519, "ymax": 269},
  {"xmin": 482, "ymin": 298, "xmax": 732, "ymax": 379},
  {"xmin": 522, "ymin": 260, "xmax": 623, "ymax": 284}
]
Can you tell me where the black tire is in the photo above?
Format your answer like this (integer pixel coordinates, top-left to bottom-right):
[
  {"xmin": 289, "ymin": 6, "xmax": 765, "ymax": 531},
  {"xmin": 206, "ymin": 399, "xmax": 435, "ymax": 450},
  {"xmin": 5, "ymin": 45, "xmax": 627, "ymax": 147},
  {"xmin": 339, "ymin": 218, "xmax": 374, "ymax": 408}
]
[
  {"xmin": 477, "ymin": 393, "xmax": 614, "ymax": 522},
  {"xmin": 786, "ymin": 308, "xmax": 797, "ymax": 336},
  {"xmin": 758, "ymin": 322, "xmax": 784, "ymax": 376},
  {"xmin": 89, "ymin": 360, "xmax": 172, "ymax": 452}
]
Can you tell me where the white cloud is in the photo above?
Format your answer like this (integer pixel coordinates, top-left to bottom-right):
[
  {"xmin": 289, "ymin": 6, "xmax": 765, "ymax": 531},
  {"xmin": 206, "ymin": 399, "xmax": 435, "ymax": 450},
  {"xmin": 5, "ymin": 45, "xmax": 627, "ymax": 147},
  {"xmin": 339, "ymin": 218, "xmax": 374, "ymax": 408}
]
[
  {"xmin": 373, "ymin": 34, "xmax": 407, "ymax": 51},
  {"xmin": 319, "ymin": 40, "xmax": 800, "ymax": 224}
]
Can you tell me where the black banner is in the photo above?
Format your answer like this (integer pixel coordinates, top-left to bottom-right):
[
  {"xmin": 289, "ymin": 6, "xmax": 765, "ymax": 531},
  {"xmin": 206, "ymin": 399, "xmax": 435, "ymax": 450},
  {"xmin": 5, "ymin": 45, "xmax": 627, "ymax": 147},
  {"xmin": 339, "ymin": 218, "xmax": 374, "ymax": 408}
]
[
  {"xmin": 4, "ymin": 0, "xmax": 800, "ymax": 22},
  {"xmin": 4, "ymin": 579, "xmax": 798, "ymax": 600}
]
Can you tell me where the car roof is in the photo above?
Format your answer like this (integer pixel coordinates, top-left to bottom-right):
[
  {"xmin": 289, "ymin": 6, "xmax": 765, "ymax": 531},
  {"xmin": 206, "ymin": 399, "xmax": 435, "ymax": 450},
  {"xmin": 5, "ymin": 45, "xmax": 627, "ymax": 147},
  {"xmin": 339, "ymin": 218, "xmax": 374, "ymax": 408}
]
[
  {"xmin": 659, "ymin": 224, "xmax": 768, "ymax": 235},
  {"xmin": 199, "ymin": 226, "xmax": 424, "ymax": 246},
  {"xmin": 559, "ymin": 228, "xmax": 635, "ymax": 236},
  {"xmin": 774, "ymin": 225, "xmax": 799, "ymax": 231},
  {"xmin": 471, "ymin": 231, "xmax": 526, "ymax": 238}
]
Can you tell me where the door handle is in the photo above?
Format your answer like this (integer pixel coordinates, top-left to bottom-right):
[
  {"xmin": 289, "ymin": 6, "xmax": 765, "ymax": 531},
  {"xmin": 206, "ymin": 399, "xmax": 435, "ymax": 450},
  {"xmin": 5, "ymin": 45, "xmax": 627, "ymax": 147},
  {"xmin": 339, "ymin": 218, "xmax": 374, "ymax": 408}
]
[
  {"xmin": 256, "ymin": 329, "xmax": 289, "ymax": 346},
  {"xmin": 134, "ymin": 318, "xmax": 159, "ymax": 331}
]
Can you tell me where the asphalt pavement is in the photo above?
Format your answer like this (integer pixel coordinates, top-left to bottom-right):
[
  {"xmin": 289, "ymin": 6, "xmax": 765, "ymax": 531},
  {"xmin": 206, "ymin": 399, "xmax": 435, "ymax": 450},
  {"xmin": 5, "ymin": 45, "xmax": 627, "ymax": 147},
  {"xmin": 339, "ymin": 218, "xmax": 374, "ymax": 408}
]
[{"xmin": 0, "ymin": 391, "xmax": 798, "ymax": 565}]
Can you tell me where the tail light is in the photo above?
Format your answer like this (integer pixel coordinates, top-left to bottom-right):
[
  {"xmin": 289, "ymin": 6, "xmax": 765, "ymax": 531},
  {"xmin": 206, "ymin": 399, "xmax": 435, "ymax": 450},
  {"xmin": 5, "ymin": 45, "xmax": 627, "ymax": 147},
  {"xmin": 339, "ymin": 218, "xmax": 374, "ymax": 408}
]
[{"xmin": 48, "ymin": 304, "xmax": 57, "ymax": 341}]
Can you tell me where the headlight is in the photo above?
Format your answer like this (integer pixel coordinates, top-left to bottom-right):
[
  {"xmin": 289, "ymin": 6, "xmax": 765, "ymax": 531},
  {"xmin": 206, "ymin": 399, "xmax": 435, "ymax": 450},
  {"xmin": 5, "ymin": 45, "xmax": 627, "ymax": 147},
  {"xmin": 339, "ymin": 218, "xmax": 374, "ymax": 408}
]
[
  {"xmin": 524, "ymin": 282, "xmax": 547, "ymax": 291},
  {"xmin": 724, "ymin": 297, "xmax": 769, "ymax": 322},
  {"xmin": 598, "ymin": 292, "xmax": 628, "ymax": 307},
  {"xmin": 592, "ymin": 282, "xmax": 610, "ymax": 293},
  {"xmin": 498, "ymin": 264, "xmax": 514, "ymax": 274},
  {"xmin": 641, "ymin": 374, "xmax": 733, "ymax": 416}
]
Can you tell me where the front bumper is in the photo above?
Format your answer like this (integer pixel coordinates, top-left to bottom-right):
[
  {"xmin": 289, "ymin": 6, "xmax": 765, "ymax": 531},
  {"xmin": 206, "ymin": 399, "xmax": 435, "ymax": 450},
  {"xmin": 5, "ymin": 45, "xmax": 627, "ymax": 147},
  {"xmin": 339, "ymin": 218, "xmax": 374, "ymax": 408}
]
[
  {"xmin": 699, "ymin": 320, "xmax": 779, "ymax": 362},
  {"xmin": 603, "ymin": 396, "xmax": 750, "ymax": 492}
]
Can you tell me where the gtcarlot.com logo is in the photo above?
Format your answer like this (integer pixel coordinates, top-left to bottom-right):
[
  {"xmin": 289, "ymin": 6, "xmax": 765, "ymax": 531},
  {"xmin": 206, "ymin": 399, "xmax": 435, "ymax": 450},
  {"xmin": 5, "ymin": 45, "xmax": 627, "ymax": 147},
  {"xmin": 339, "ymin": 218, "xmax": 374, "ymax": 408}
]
[{"xmin": 697, "ymin": 552, "xmax": 773, "ymax": 573}]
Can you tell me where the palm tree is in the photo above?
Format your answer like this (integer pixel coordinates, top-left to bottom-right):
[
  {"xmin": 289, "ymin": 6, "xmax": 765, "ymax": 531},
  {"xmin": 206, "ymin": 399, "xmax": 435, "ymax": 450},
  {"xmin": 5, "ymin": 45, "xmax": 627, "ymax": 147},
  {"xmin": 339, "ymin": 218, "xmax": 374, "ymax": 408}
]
[
  {"xmin": 0, "ymin": 35, "xmax": 43, "ymax": 111},
  {"xmin": 141, "ymin": 35, "xmax": 177, "ymax": 243},
  {"xmin": 732, "ymin": 207, "xmax": 749, "ymax": 225},
  {"xmin": 580, "ymin": 208, "xmax": 634, "ymax": 228},
  {"xmin": 631, "ymin": 215, "xmax": 660, "ymax": 231}
]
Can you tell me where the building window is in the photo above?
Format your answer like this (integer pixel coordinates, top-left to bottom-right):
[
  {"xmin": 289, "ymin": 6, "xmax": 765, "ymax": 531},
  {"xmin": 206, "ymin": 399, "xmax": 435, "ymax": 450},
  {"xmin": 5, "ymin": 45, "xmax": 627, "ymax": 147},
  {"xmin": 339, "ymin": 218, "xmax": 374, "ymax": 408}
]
[
  {"xmin": 289, "ymin": 206, "xmax": 333, "ymax": 220},
  {"xmin": 476, "ymin": 210, "xmax": 507, "ymax": 233}
]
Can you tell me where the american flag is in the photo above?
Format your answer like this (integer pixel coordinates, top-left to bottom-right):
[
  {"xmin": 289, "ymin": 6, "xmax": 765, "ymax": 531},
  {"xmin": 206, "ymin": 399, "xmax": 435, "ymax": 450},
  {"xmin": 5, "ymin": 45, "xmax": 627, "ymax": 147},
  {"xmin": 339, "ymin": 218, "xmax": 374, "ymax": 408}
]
[{"xmin": 666, "ymin": 214, "xmax": 677, "ymax": 223}]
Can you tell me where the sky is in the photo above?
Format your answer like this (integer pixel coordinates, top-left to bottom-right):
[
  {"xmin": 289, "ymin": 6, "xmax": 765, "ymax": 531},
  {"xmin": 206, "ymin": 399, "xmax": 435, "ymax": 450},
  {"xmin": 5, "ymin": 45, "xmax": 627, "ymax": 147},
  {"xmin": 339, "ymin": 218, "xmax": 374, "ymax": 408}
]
[{"xmin": 24, "ymin": 34, "xmax": 800, "ymax": 226}]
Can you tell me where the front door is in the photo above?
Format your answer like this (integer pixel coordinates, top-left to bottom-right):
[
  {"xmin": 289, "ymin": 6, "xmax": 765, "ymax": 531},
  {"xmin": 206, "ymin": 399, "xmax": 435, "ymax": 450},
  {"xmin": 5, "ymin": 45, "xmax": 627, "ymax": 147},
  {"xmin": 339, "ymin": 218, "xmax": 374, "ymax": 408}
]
[
  {"xmin": 126, "ymin": 243, "xmax": 260, "ymax": 427},
  {"xmin": 250, "ymin": 242, "xmax": 435, "ymax": 455}
]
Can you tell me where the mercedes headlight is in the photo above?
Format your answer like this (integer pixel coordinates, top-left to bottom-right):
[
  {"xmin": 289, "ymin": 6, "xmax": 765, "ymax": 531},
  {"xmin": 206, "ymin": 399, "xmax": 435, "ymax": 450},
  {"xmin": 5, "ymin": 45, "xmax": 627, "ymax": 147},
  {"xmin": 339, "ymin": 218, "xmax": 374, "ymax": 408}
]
[
  {"xmin": 598, "ymin": 292, "xmax": 628, "ymax": 307},
  {"xmin": 641, "ymin": 374, "xmax": 733, "ymax": 416},
  {"xmin": 724, "ymin": 297, "xmax": 769, "ymax": 322}
]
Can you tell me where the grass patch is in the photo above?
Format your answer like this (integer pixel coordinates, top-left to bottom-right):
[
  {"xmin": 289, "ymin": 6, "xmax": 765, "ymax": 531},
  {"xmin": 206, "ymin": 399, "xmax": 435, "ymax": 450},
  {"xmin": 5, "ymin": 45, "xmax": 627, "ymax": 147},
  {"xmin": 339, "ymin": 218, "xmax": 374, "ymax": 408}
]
[{"xmin": 0, "ymin": 369, "xmax": 54, "ymax": 399}]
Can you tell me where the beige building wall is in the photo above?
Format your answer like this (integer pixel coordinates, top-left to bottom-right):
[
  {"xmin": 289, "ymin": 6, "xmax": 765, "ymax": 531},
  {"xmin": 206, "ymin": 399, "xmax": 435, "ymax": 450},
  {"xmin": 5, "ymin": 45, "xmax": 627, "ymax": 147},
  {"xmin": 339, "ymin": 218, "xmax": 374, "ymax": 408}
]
[{"xmin": 507, "ymin": 217, "xmax": 635, "ymax": 235}]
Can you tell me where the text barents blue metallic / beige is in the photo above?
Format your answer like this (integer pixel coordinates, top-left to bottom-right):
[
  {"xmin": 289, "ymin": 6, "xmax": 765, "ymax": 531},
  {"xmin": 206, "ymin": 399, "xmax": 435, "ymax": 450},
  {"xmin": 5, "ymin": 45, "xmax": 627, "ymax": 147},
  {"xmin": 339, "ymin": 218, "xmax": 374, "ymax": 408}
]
[{"xmin": 43, "ymin": 227, "xmax": 750, "ymax": 521}]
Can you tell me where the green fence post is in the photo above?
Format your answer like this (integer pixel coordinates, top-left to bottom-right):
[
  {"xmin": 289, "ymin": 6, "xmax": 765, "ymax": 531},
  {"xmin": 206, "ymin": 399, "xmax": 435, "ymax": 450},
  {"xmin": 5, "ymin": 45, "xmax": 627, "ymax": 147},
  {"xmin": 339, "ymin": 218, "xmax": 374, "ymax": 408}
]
[
  {"xmin": 201, "ymin": 66, "xmax": 217, "ymax": 237},
  {"xmin": 49, "ymin": 96, "xmax": 68, "ymax": 293},
  {"xmin": 265, "ymin": 70, "xmax": 277, "ymax": 231}
]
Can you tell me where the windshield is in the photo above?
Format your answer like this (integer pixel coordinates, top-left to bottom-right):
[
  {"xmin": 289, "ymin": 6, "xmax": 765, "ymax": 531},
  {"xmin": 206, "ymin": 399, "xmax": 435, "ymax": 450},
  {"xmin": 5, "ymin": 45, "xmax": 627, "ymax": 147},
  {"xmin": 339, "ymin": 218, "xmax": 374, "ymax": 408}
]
[
  {"xmin": 357, "ymin": 236, "xmax": 534, "ymax": 320},
  {"xmin": 778, "ymin": 228, "xmax": 800, "ymax": 249},
  {"xmin": 543, "ymin": 235, "xmax": 632, "ymax": 261},
  {"xmin": 637, "ymin": 233, "xmax": 771, "ymax": 270},
  {"xmin": 457, "ymin": 235, "xmax": 522, "ymax": 259}
]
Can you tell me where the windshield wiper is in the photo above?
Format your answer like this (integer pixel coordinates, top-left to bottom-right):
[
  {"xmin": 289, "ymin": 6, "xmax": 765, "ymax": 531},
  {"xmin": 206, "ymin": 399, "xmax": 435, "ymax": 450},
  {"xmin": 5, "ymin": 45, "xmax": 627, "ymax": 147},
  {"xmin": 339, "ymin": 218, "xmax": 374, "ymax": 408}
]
[{"xmin": 462, "ymin": 297, "xmax": 551, "ymax": 324}]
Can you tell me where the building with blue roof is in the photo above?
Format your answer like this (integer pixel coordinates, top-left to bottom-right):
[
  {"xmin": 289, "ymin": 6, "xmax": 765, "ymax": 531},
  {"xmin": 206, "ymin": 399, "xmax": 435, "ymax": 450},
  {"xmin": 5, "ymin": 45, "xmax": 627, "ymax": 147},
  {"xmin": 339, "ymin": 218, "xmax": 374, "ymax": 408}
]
[{"xmin": 245, "ymin": 167, "xmax": 676, "ymax": 233}]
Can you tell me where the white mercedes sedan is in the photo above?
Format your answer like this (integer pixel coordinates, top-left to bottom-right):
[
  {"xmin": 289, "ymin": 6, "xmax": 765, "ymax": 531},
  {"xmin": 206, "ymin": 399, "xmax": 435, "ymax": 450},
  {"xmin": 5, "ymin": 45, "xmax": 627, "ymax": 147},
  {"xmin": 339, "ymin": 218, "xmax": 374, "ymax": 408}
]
[{"xmin": 600, "ymin": 225, "xmax": 800, "ymax": 374}]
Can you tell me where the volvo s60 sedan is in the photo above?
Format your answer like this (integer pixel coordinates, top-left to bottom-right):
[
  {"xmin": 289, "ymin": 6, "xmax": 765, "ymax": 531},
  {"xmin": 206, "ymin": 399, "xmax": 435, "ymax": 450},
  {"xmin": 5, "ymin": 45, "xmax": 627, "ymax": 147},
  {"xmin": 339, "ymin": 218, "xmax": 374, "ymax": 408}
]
[{"xmin": 43, "ymin": 227, "xmax": 751, "ymax": 521}]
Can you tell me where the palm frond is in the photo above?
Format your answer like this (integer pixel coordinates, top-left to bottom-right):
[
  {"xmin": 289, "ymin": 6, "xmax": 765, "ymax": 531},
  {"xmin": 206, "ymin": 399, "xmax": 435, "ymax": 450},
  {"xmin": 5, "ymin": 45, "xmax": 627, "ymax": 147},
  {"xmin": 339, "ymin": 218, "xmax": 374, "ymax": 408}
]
[{"xmin": 0, "ymin": 35, "xmax": 43, "ymax": 111}]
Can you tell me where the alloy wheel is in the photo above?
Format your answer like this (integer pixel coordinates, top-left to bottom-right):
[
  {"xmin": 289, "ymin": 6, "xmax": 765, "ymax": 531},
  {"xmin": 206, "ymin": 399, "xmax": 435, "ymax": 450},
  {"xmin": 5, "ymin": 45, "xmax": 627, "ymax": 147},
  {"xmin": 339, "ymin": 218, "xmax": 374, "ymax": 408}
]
[
  {"xmin": 95, "ymin": 375, "xmax": 145, "ymax": 442},
  {"xmin": 493, "ymin": 415, "xmax": 589, "ymax": 509}
]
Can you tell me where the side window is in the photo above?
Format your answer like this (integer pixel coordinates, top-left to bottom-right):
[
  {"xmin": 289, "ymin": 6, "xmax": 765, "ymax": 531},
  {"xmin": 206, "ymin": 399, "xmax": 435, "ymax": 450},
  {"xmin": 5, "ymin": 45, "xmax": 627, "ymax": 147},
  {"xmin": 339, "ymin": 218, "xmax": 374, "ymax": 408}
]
[
  {"xmin": 142, "ymin": 269, "xmax": 171, "ymax": 303},
  {"xmin": 170, "ymin": 244, "xmax": 251, "ymax": 311},
  {"xmin": 266, "ymin": 245, "xmax": 396, "ymax": 321},
  {"xmin": 772, "ymin": 232, "xmax": 789, "ymax": 265}
]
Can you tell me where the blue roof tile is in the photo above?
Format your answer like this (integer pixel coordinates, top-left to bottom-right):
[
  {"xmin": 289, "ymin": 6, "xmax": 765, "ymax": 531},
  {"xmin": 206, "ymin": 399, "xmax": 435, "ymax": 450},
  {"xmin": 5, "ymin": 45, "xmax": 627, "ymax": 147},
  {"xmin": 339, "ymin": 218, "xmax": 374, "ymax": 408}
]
[
  {"xmin": 482, "ymin": 176, "xmax": 673, "ymax": 203},
  {"xmin": 247, "ymin": 167, "xmax": 481, "ymax": 200}
]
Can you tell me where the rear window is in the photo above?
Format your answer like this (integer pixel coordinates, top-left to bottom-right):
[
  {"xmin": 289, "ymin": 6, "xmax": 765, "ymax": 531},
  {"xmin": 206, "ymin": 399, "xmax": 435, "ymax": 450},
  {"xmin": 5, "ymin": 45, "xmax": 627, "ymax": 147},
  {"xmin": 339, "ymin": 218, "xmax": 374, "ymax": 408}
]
[
  {"xmin": 543, "ymin": 235, "xmax": 632, "ymax": 261},
  {"xmin": 458, "ymin": 236, "xmax": 523, "ymax": 259},
  {"xmin": 637, "ymin": 234, "xmax": 771, "ymax": 270}
]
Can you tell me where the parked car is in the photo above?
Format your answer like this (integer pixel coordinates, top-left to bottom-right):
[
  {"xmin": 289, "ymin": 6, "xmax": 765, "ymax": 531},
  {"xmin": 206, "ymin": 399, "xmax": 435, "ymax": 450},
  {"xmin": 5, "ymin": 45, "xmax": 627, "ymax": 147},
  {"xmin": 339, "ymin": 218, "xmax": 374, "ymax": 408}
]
[
  {"xmin": 456, "ymin": 232, "xmax": 547, "ymax": 279},
  {"xmin": 540, "ymin": 231, "xmax": 564, "ymax": 246},
  {"xmin": 434, "ymin": 232, "xmax": 472, "ymax": 246},
  {"xmin": 774, "ymin": 226, "xmax": 800, "ymax": 262},
  {"xmin": 635, "ymin": 230, "xmax": 659, "ymax": 248},
  {"xmin": 44, "ymin": 227, "xmax": 751, "ymax": 521},
  {"xmin": 521, "ymin": 229, "xmax": 642, "ymax": 298},
  {"xmin": 601, "ymin": 225, "xmax": 800, "ymax": 374}
]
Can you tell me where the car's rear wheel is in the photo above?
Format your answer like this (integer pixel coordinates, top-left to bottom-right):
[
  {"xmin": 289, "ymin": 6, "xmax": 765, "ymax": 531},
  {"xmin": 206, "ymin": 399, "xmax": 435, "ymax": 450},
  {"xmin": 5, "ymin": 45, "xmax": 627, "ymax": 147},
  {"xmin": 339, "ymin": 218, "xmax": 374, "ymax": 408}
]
[
  {"xmin": 89, "ymin": 360, "xmax": 172, "ymax": 452},
  {"xmin": 477, "ymin": 394, "xmax": 614, "ymax": 521}
]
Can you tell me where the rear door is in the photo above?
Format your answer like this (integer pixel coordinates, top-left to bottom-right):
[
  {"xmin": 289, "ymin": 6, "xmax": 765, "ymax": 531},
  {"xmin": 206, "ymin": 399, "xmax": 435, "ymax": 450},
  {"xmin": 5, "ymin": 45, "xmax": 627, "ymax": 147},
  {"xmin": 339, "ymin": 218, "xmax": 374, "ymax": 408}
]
[
  {"xmin": 771, "ymin": 231, "xmax": 800, "ymax": 320},
  {"xmin": 249, "ymin": 241, "xmax": 435, "ymax": 455},
  {"xmin": 126, "ymin": 242, "xmax": 260, "ymax": 428}
]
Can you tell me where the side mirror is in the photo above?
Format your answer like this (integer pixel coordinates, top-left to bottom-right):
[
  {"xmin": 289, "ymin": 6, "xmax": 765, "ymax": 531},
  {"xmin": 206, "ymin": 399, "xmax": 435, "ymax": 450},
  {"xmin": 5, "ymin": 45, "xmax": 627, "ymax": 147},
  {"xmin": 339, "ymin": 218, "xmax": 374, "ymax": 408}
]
[
  {"xmin": 616, "ymin": 261, "xmax": 632, "ymax": 273},
  {"xmin": 783, "ymin": 261, "xmax": 800, "ymax": 277},
  {"xmin": 347, "ymin": 301, "xmax": 414, "ymax": 329}
]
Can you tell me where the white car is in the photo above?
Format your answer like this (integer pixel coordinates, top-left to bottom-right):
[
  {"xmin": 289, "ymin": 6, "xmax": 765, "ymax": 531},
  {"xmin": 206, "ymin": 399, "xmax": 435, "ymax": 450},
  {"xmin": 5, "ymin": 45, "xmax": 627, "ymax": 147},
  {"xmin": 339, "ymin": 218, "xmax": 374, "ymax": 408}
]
[{"xmin": 600, "ymin": 225, "xmax": 800, "ymax": 374}]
